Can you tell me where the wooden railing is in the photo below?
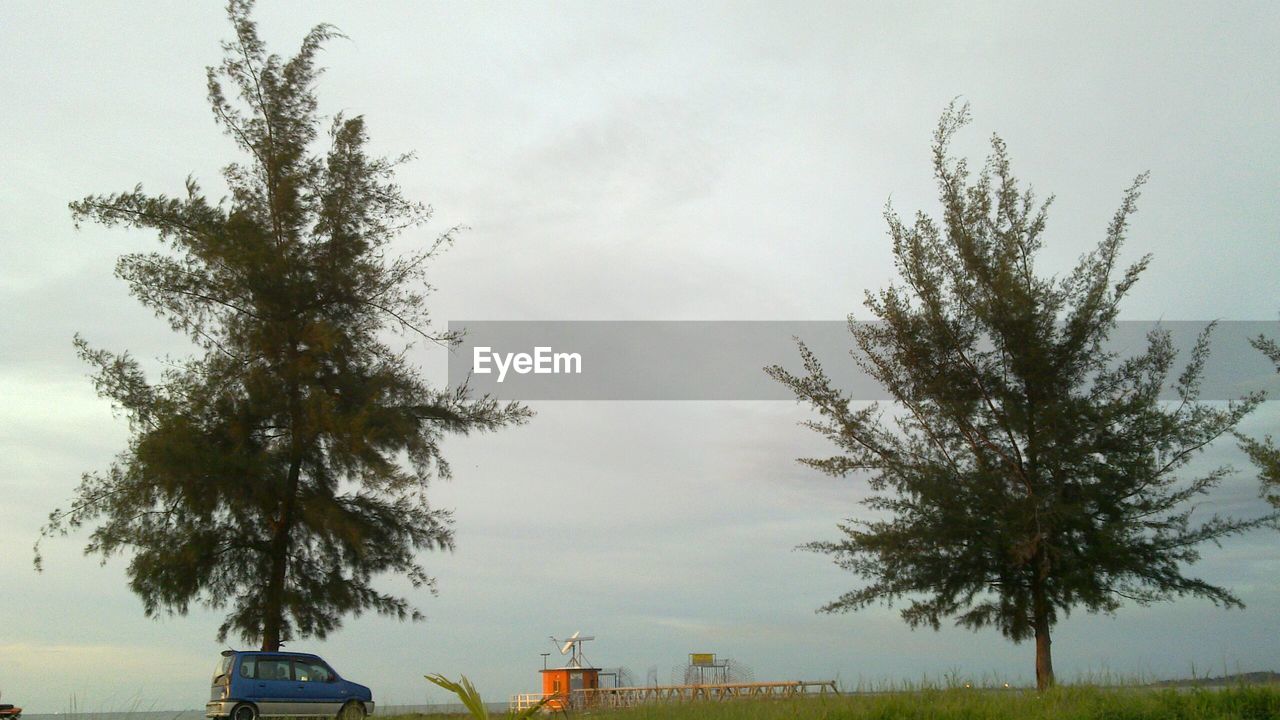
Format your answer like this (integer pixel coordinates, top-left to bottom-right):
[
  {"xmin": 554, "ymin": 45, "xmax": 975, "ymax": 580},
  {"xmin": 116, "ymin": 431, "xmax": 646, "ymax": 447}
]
[
  {"xmin": 509, "ymin": 692, "xmax": 554, "ymax": 711},
  {"xmin": 575, "ymin": 680, "xmax": 839, "ymax": 709}
]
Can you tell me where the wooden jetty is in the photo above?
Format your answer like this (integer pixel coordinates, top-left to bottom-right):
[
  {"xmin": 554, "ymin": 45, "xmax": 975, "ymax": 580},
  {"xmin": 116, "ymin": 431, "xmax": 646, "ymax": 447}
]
[{"xmin": 512, "ymin": 680, "xmax": 839, "ymax": 711}]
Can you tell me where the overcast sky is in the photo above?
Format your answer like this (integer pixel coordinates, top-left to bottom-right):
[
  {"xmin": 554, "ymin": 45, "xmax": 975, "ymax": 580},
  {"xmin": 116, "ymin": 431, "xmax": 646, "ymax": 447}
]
[{"xmin": 2, "ymin": 0, "xmax": 1278, "ymax": 713}]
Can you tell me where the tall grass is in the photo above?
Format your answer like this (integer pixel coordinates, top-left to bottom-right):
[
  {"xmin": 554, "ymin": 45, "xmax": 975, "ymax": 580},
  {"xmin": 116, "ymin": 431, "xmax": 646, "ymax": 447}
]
[
  {"xmin": 389, "ymin": 684, "xmax": 1280, "ymax": 720},
  {"xmin": 604, "ymin": 686, "xmax": 1279, "ymax": 720}
]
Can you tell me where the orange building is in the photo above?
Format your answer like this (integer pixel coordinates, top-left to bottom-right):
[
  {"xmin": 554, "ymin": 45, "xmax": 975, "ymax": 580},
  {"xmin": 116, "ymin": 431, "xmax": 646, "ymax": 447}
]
[{"xmin": 539, "ymin": 666, "xmax": 600, "ymax": 709}]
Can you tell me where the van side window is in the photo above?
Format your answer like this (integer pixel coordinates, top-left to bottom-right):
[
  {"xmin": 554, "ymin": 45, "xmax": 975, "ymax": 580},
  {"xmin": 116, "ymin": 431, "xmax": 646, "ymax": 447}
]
[
  {"xmin": 295, "ymin": 660, "xmax": 333, "ymax": 683},
  {"xmin": 239, "ymin": 658, "xmax": 256, "ymax": 679},
  {"xmin": 256, "ymin": 658, "xmax": 293, "ymax": 681}
]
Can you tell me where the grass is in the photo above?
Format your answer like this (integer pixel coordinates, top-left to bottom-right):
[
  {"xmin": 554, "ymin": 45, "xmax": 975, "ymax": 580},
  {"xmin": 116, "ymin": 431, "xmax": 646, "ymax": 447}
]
[
  {"xmin": 386, "ymin": 685, "xmax": 1280, "ymax": 720},
  {"xmin": 622, "ymin": 686, "xmax": 1280, "ymax": 719}
]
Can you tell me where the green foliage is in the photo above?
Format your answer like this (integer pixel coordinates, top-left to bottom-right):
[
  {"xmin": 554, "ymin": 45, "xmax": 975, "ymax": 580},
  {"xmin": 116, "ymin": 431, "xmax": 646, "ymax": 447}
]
[
  {"xmin": 1238, "ymin": 328, "xmax": 1280, "ymax": 511},
  {"xmin": 38, "ymin": 0, "xmax": 529, "ymax": 649},
  {"xmin": 425, "ymin": 673, "xmax": 552, "ymax": 720},
  {"xmin": 768, "ymin": 102, "xmax": 1273, "ymax": 688}
]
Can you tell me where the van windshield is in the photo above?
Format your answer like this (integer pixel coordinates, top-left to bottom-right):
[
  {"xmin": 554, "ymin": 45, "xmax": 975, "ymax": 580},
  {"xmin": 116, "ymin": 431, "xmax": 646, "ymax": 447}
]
[{"xmin": 212, "ymin": 655, "xmax": 233, "ymax": 685}]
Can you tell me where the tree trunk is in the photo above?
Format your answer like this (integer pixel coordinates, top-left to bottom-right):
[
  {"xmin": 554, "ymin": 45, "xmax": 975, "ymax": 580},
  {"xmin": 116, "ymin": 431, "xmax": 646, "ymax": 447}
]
[
  {"xmin": 261, "ymin": 447, "xmax": 303, "ymax": 651},
  {"xmin": 1031, "ymin": 576, "xmax": 1055, "ymax": 691},
  {"xmin": 1034, "ymin": 616, "xmax": 1054, "ymax": 690},
  {"xmin": 260, "ymin": 365, "xmax": 308, "ymax": 652},
  {"xmin": 260, "ymin": 524, "xmax": 288, "ymax": 651}
]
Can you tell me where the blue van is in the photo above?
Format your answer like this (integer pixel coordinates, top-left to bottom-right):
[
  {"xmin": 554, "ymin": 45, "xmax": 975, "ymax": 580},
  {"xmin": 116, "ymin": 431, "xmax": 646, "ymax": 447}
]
[{"xmin": 207, "ymin": 651, "xmax": 375, "ymax": 720}]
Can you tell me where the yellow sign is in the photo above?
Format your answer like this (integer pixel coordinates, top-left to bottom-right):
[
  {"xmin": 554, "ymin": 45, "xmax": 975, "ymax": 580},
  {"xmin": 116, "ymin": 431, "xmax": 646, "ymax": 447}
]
[{"xmin": 689, "ymin": 653, "xmax": 716, "ymax": 666}]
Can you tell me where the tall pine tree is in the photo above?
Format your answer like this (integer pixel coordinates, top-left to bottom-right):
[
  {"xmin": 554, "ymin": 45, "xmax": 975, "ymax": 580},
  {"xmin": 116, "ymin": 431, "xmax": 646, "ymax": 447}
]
[
  {"xmin": 768, "ymin": 103, "xmax": 1271, "ymax": 689},
  {"xmin": 39, "ymin": 0, "xmax": 530, "ymax": 651}
]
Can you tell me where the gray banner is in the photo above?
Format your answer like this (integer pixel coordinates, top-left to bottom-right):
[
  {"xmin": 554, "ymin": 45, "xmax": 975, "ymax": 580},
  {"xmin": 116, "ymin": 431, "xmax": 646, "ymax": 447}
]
[{"xmin": 445, "ymin": 321, "xmax": 1279, "ymax": 401}]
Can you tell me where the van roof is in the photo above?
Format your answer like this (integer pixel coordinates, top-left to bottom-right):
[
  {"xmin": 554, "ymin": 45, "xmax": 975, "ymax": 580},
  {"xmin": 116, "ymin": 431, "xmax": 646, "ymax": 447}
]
[{"xmin": 221, "ymin": 650, "xmax": 325, "ymax": 659}]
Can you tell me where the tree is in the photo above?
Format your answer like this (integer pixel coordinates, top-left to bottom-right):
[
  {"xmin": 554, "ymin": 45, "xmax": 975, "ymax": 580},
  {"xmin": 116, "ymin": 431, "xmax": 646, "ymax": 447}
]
[
  {"xmin": 1239, "ymin": 327, "xmax": 1280, "ymax": 509},
  {"xmin": 767, "ymin": 103, "xmax": 1271, "ymax": 690},
  {"xmin": 38, "ymin": 0, "xmax": 530, "ymax": 651}
]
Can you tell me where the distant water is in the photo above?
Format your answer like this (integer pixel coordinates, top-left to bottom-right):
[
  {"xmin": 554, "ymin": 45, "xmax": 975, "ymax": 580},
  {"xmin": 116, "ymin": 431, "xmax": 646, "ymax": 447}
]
[{"xmin": 21, "ymin": 704, "xmax": 508, "ymax": 720}]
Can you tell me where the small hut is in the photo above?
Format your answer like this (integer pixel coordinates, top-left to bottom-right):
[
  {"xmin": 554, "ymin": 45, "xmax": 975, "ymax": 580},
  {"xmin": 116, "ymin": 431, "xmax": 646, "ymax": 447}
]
[{"xmin": 541, "ymin": 632, "xmax": 598, "ymax": 710}]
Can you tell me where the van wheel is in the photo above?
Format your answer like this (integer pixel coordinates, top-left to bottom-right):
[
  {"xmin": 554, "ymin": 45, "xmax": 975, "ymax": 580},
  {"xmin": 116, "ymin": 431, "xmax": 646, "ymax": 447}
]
[
  {"xmin": 338, "ymin": 702, "xmax": 365, "ymax": 720},
  {"xmin": 231, "ymin": 704, "xmax": 257, "ymax": 720}
]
